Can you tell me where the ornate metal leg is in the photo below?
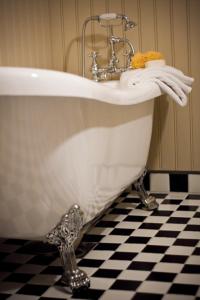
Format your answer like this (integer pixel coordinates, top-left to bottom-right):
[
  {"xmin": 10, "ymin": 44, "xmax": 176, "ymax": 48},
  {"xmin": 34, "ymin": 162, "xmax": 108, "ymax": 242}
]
[
  {"xmin": 134, "ymin": 169, "xmax": 159, "ymax": 211},
  {"xmin": 46, "ymin": 205, "xmax": 90, "ymax": 293}
]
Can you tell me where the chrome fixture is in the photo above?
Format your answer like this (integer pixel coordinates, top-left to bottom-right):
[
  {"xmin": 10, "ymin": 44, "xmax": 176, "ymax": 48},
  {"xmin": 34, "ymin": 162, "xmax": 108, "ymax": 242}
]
[
  {"xmin": 46, "ymin": 205, "xmax": 90, "ymax": 293},
  {"xmin": 82, "ymin": 13, "xmax": 136, "ymax": 81},
  {"xmin": 134, "ymin": 168, "xmax": 159, "ymax": 211}
]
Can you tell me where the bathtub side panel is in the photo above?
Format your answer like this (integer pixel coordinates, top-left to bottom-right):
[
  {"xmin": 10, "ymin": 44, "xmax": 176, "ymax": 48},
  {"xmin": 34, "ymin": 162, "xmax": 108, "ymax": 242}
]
[{"xmin": 0, "ymin": 96, "xmax": 154, "ymax": 239}]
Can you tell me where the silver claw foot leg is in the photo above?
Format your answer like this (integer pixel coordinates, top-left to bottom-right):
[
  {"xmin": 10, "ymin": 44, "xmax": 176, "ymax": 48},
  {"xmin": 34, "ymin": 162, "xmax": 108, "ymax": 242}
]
[
  {"xmin": 134, "ymin": 169, "xmax": 159, "ymax": 211},
  {"xmin": 46, "ymin": 205, "xmax": 90, "ymax": 293}
]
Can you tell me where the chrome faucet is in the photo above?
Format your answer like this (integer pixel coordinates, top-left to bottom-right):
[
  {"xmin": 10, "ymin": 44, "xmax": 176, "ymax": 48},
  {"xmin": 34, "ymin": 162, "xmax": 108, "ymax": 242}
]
[{"xmin": 82, "ymin": 13, "xmax": 136, "ymax": 81}]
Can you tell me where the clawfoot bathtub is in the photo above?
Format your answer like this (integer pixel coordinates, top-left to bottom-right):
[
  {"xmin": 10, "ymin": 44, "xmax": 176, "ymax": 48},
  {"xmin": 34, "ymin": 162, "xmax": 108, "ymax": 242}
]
[{"xmin": 0, "ymin": 67, "xmax": 161, "ymax": 292}]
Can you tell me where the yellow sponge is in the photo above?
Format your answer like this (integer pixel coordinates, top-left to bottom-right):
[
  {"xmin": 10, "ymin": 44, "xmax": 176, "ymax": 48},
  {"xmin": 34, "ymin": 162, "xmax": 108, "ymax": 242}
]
[{"xmin": 131, "ymin": 51, "xmax": 163, "ymax": 69}]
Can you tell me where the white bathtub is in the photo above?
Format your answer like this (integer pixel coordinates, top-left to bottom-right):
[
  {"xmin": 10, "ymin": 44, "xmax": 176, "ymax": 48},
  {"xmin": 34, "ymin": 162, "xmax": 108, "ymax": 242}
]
[{"xmin": 0, "ymin": 67, "xmax": 161, "ymax": 239}]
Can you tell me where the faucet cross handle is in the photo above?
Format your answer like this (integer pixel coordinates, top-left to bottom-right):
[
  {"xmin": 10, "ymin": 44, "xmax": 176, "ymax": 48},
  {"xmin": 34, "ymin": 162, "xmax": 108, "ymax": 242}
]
[{"xmin": 89, "ymin": 51, "xmax": 100, "ymax": 62}]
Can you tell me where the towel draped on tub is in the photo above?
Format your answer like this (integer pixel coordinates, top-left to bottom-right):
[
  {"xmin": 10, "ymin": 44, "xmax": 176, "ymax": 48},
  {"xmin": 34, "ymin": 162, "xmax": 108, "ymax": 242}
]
[{"xmin": 120, "ymin": 65, "xmax": 194, "ymax": 106}]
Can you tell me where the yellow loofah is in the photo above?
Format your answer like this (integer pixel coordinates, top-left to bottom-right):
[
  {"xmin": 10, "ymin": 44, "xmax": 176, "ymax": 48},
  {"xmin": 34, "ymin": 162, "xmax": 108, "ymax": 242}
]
[
  {"xmin": 131, "ymin": 52, "xmax": 146, "ymax": 69},
  {"xmin": 131, "ymin": 51, "xmax": 164, "ymax": 69},
  {"xmin": 144, "ymin": 51, "xmax": 163, "ymax": 61}
]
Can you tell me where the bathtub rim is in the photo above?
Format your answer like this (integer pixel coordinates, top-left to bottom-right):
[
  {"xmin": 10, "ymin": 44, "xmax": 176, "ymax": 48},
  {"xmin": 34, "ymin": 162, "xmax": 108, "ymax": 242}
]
[{"xmin": 0, "ymin": 66, "xmax": 162, "ymax": 105}]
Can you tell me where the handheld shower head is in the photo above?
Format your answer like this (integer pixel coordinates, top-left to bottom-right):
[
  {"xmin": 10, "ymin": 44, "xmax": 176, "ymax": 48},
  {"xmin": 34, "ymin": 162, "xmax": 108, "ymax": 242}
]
[{"xmin": 125, "ymin": 20, "xmax": 137, "ymax": 31}]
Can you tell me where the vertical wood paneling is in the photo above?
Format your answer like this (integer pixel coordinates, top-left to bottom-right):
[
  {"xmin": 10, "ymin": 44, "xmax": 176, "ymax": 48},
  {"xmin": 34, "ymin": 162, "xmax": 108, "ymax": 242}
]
[
  {"xmin": 0, "ymin": 0, "xmax": 53, "ymax": 68},
  {"xmin": 151, "ymin": 0, "xmax": 176, "ymax": 170},
  {"xmin": 139, "ymin": 0, "xmax": 156, "ymax": 51},
  {"xmin": 189, "ymin": 0, "xmax": 200, "ymax": 170},
  {"xmin": 62, "ymin": 0, "xmax": 80, "ymax": 75},
  {"xmin": 172, "ymin": 0, "xmax": 191, "ymax": 170},
  {"xmin": 0, "ymin": 0, "xmax": 199, "ymax": 171},
  {"xmin": 48, "ymin": 0, "xmax": 64, "ymax": 71}
]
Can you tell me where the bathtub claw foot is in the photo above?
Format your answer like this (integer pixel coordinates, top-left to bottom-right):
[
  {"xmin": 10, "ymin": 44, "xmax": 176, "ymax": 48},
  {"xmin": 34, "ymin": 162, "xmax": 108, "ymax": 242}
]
[
  {"xmin": 61, "ymin": 268, "xmax": 90, "ymax": 291},
  {"xmin": 46, "ymin": 204, "xmax": 90, "ymax": 293},
  {"xmin": 134, "ymin": 169, "xmax": 159, "ymax": 211}
]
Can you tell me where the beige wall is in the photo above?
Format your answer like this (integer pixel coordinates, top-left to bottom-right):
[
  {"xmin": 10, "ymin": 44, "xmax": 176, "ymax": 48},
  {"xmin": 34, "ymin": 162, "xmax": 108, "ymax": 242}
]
[{"xmin": 0, "ymin": 0, "xmax": 199, "ymax": 171}]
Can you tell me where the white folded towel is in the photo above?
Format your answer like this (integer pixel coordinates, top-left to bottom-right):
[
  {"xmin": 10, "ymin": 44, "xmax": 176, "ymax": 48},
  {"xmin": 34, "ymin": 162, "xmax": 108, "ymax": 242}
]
[{"xmin": 120, "ymin": 65, "xmax": 194, "ymax": 106}]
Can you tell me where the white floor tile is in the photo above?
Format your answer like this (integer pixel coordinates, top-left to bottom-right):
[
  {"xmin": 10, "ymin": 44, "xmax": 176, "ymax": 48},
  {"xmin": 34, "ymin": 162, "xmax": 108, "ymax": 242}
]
[
  {"xmin": 150, "ymin": 173, "xmax": 170, "ymax": 192},
  {"xmin": 84, "ymin": 250, "xmax": 113, "ymax": 260},
  {"xmin": 144, "ymin": 216, "xmax": 169, "ymax": 224},
  {"xmin": 148, "ymin": 237, "xmax": 176, "ymax": 246},
  {"xmin": 99, "ymin": 289, "xmax": 134, "ymax": 300},
  {"xmin": 117, "ymin": 243, "xmax": 145, "ymax": 253},
  {"xmin": 118, "ymin": 270, "xmax": 150, "ymax": 281},
  {"xmin": 42, "ymin": 286, "xmax": 72, "ymax": 299},
  {"xmin": 100, "ymin": 259, "xmax": 131, "ymax": 270},
  {"xmin": 188, "ymin": 174, "xmax": 200, "ymax": 193},
  {"xmin": 130, "ymin": 229, "xmax": 158, "ymax": 237},
  {"xmin": 185, "ymin": 255, "xmax": 200, "ymax": 265},
  {"xmin": 153, "ymin": 262, "xmax": 183, "ymax": 273},
  {"xmin": 100, "ymin": 235, "xmax": 128, "ymax": 244},
  {"xmin": 134, "ymin": 253, "xmax": 163, "ymax": 263},
  {"xmin": 160, "ymin": 224, "xmax": 187, "ymax": 231},
  {"xmin": 137, "ymin": 280, "xmax": 171, "ymax": 294},
  {"xmin": 166, "ymin": 245, "xmax": 194, "ymax": 256},
  {"xmin": 174, "ymin": 273, "xmax": 200, "ymax": 285},
  {"xmin": 91, "ymin": 277, "xmax": 115, "ymax": 290},
  {"xmin": 28, "ymin": 274, "xmax": 60, "ymax": 286}
]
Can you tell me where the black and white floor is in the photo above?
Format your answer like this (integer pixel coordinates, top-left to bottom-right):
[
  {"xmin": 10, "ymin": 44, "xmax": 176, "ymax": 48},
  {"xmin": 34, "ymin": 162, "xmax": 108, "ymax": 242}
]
[{"xmin": 0, "ymin": 191, "xmax": 200, "ymax": 300}]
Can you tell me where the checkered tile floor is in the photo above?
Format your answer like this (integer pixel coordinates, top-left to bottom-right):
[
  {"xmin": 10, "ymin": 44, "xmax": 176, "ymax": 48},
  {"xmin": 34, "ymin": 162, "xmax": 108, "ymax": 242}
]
[{"xmin": 0, "ymin": 191, "xmax": 200, "ymax": 300}]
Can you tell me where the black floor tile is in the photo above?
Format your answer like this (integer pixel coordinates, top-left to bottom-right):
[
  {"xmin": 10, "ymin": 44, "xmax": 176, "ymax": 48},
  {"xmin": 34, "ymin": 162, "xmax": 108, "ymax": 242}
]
[
  {"xmin": 170, "ymin": 174, "xmax": 188, "ymax": 192},
  {"xmin": 142, "ymin": 245, "xmax": 168, "ymax": 254},
  {"xmin": 78, "ymin": 259, "xmax": 104, "ymax": 268},
  {"xmin": 93, "ymin": 268, "xmax": 122, "ymax": 278},
  {"xmin": 111, "ymin": 279, "xmax": 141, "ymax": 291},
  {"xmin": 110, "ymin": 251, "xmax": 137, "ymax": 261},
  {"xmin": 110, "ymin": 228, "xmax": 134, "ymax": 236},
  {"xmin": 0, "ymin": 294, "xmax": 10, "ymax": 300},
  {"xmin": 81, "ymin": 234, "xmax": 104, "ymax": 243},
  {"xmin": 162, "ymin": 199, "xmax": 183, "ymax": 205},
  {"xmin": 110, "ymin": 208, "xmax": 132, "ymax": 215},
  {"xmin": 132, "ymin": 293, "xmax": 163, "ymax": 300},
  {"xmin": 186, "ymin": 194, "xmax": 200, "ymax": 199},
  {"xmin": 193, "ymin": 247, "xmax": 200, "ymax": 255},
  {"xmin": 128, "ymin": 261, "xmax": 156, "ymax": 271},
  {"xmin": 139, "ymin": 223, "xmax": 162, "ymax": 230},
  {"xmin": 146, "ymin": 271, "xmax": 176, "ymax": 282},
  {"xmin": 177, "ymin": 205, "xmax": 198, "ymax": 211},
  {"xmin": 0, "ymin": 262, "xmax": 21, "ymax": 272},
  {"xmin": 194, "ymin": 211, "xmax": 200, "ymax": 218},
  {"xmin": 184, "ymin": 224, "xmax": 200, "ymax": 231},
  {"xmin": 173, "ymin": 238, "xmax": 199, "ymax": 247},
  {"xmin": 95, "ymin": 221, "xmax": 119, "ymax": 228},
  {"xmin": 3, "ymin": 273, "xmax": 34, "ymax": 283},
  {"xmin": 155, "ymin": 230, "xmax": 179, "ymax": 238},
  {"xmin": 72, "ymin": 288, "xmax": 104, "ymax": 299},
  {"xmin": 41, "ymin": 266, "xmax": 63, "ymax": 275},
  {"xmin": 168, "ymin": 283, "xmax": 198, "ymax": 295},
  {"xmin": 181, "ymin": 264, "xmax": 200, "ymax": 274},
  {"xmin": 125, "ymin": 236, "xmax": 151, "ymax": 244},
  {"xmin": 94, "ymin": 243, "xmax": 119, "ymax": 251},
  {"xmin": 151, "ymin": 210, "xmax": 173, "ymax": 216},
  {"xmin": 167, "ymin": 217, "xmax": 190, "ymax": 224},
  {"xmin": 124, "ymin": 215, "xmax": 146, "ymax": 222},
  {"xmin": 17, "ymin": 283, "xmax": 49, "ymax": 296},
  {"xmin": 27, "ymin": 254, "xmax": 57, "ymax": 265},
  {"xmin": 161, "ymin": 254, "xmax": 188, "ymax": 264}
]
